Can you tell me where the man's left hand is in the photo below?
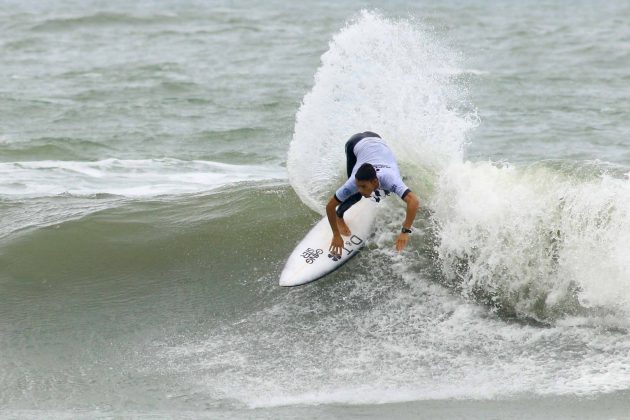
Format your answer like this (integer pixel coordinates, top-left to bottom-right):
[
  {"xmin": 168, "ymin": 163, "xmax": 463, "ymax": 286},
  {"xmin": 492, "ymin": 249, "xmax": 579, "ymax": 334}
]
[{"xmin": 395, "ymin": 232, "xmax": 409, "ymax": 252}]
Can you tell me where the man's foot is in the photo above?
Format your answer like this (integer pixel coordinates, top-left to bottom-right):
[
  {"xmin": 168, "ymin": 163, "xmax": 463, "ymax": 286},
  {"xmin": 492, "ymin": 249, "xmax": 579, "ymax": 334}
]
[{"xmin": 337, "ymin": 217, "xmax": 351, "ymax": 236}]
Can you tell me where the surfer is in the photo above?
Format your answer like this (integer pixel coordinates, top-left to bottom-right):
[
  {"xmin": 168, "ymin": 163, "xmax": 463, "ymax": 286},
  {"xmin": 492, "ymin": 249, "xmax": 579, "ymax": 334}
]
[{"xmin": 326, "ymin": 131, "xmax": 420, "ymax": 257}]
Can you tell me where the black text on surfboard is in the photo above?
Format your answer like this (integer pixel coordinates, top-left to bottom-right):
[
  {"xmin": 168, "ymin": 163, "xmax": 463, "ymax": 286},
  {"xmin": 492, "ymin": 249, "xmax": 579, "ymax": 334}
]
[
  {"xmin": 327, "ymin": 235, "xmax": 364, "ymax": 261},
  {"xmin": 301, "ymin": 248, "xmax": 323, "ymax": 264},
  {"xmin": 300, "ymin": 235, "xmax": 365, "ymax": 264}
]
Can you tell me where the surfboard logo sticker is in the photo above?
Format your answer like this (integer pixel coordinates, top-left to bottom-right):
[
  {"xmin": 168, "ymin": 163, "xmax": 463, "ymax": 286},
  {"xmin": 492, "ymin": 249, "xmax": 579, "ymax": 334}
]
[
  {"xmin": 301, "ymin": 248, "xmax": 323, "ymax": 264},
  {"xmin": 327, "ymin": 235, "xmax": 365, "ymax": 261},
  {"xmin": 349, "ymin": 235, "xmax": 363, "ymax": 245}
]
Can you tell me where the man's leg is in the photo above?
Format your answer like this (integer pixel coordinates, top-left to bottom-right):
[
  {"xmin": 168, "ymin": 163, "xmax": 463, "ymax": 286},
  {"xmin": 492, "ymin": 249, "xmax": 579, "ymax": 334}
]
[
  {"xmin": 345, "ymin": 137, "xmax": 359, "ymax": 178},
  {"xmin": 336, "ymin": 192, "xmax": 362, "ymax": 219},
  {"xmin": 335, "ymin": 192, "xmax": 361, "ymax": 236}
]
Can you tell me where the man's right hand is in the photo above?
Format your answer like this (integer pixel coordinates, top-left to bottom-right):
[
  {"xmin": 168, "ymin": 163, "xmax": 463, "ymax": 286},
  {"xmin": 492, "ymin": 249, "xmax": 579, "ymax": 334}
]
[{"xmin": 329, "ymin": 234, "xmax": 344, "ymax": 257}]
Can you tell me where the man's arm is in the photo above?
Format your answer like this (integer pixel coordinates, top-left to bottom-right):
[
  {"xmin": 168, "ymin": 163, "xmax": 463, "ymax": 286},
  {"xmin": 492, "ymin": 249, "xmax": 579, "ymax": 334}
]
[
  {"xmin": 326, "ymin": 195, "xmax": 344, "ymax": 256},
  {"xmin": 396, "ymin": 191, "xmax": 420, "ymax": 252}
]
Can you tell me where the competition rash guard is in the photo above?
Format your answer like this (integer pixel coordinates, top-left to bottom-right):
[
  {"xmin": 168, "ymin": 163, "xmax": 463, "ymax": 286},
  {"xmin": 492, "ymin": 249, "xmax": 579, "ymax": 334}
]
[{"xmin": 334, "ymin": 137, "xmax": 410, "ymax": 202}]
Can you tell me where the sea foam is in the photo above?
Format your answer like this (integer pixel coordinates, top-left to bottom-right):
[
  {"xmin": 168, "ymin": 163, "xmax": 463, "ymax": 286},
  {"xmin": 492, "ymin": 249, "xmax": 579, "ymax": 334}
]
[{"xmin": 0, "ymin": 158, "xmax": 285, "ymax": 198}]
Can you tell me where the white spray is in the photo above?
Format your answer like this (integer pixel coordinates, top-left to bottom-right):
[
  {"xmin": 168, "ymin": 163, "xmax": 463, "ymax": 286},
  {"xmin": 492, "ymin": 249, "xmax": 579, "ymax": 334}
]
[{"xmin": 288, "ymin": 10, "xmax": 475, "ymax": 214}]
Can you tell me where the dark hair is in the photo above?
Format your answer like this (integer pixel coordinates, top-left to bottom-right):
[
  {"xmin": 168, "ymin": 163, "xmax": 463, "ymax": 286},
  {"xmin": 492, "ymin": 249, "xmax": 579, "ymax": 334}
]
[{"xmin": 355, "ymin": 163, "xmax": 377, "ymax": 181}]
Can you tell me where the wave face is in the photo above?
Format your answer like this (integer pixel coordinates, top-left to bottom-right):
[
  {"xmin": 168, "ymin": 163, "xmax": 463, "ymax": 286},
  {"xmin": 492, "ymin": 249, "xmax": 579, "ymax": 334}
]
[{"xmin": 288, "ymin": 11, "xmax": 477, "ymax": 213}]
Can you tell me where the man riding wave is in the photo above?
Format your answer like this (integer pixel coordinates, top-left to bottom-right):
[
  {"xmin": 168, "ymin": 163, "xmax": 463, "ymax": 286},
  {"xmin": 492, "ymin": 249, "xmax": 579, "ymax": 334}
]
[{"xmin": 325, "ymin": 131, "xmax": 420, "ymax": 256}]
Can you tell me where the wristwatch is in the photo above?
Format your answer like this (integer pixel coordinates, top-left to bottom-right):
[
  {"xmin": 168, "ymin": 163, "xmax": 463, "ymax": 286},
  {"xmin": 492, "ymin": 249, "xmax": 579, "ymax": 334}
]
[{"xmin": 401, "ymin": 227, "xmax": 412, "ymax": 234}]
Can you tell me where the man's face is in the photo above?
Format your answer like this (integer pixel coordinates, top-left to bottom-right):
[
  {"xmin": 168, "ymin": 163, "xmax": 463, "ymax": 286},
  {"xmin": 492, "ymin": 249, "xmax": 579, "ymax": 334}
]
[{"xmin": 356, "ymin": 178, "xmax": 379, "ymax": 198}]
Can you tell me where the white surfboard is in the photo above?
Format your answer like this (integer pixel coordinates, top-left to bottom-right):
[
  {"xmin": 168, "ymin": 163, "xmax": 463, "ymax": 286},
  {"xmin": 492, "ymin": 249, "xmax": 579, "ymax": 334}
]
[{"xmin": 279, "ymin": 197, "xmax": 379, "ymax": 286}]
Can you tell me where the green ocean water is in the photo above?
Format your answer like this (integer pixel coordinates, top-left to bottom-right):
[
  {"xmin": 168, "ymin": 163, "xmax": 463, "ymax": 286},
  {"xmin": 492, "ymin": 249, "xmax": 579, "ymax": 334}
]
[{"xmin": 2, "ymin": 1, "xmax": 630, "ymax": 418}]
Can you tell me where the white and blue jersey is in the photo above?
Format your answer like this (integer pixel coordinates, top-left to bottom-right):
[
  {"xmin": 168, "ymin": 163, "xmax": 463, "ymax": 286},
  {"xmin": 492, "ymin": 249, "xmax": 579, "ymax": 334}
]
[{"xmin": 334, "ymin": 136, "xmax": 410, "ymax": 202}]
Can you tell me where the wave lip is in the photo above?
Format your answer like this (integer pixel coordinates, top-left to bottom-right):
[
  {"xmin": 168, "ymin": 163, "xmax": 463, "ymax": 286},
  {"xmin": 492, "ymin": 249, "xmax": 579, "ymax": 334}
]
[{"xmin": 0, "ymin": 158, "xmax": 286, "ymax": 198}]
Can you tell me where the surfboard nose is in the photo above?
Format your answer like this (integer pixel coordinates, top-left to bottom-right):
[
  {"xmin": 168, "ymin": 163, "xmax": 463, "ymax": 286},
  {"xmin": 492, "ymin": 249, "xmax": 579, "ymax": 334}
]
[{"xmin": 278, "ymin": 270, "xmax": 293, "ymax": 287}]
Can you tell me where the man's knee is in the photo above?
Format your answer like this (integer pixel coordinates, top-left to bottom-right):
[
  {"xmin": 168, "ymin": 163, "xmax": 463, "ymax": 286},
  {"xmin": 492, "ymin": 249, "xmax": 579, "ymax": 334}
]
[{"xmin": 335, "ymin": 192, "xmax": 362, "ymax": 219}]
